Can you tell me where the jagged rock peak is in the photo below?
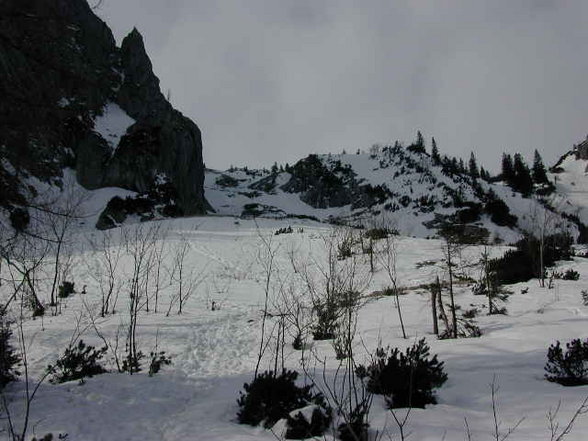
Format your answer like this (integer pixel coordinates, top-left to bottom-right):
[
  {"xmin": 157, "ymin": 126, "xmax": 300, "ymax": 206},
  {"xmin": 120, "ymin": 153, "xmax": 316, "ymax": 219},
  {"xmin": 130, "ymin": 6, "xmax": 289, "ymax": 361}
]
[
  {"xmin": 0, "ymin": 0, "xmax": 208, "ymax": 218},
  {"xmin": 118, "ymin": 27, "xmax": 170, "ymax": 121}
]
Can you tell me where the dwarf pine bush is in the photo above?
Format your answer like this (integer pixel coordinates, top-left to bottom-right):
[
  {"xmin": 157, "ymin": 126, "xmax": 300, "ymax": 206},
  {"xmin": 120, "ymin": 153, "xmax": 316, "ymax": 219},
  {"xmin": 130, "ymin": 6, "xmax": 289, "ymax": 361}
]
[{"xmin": 357, "ymin": 338, "xmax": 447, "ymax": 408}]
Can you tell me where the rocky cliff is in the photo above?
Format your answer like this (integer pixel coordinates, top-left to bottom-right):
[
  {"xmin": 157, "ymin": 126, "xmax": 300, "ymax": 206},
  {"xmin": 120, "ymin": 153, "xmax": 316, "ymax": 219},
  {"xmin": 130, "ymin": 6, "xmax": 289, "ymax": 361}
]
[{"xmin": 0, "ymin": 0, "xmax": 207, "ymax": 217}]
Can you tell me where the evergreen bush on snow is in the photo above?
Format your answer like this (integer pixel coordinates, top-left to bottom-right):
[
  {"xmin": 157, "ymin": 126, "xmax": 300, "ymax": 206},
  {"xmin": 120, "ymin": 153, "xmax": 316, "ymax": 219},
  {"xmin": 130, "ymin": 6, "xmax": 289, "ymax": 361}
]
[
  {"xmin": 237, "ymin": 369, "xmax": 331, "ymax": 434},
  {"xmin": 0, "ymin": 314, "xmax": 20, "ymax": 389},
  {"xmin": 285, "ymin": 405, "xmax": 332, "ymax": 440},
  {"xmin": 337, "ymin": 405, "xmax": 370, "ymax": 441},
  {"xmin": 357, "ymin": 338, "xmax": 447, "ymax": 408},
  {"xmin": 148, "ymin": 351, "xmax": 172, "ymax": 376},
  {"xmin": 58, "ymin": 281, "xmax": 75, "ymax": 298},
  {"xmin": 490, "ymin": 233, "xmax": 574, "ymax": 285},
  {"xmin": 545, "ymin": 339, "xmax": 588, "ymax": 386},
  {"xmin": 561, "ymin": 269, "xmax": 580, "ymax": 281},
  {"xmin": 9, "ymin": 207, "xmax": 30, "ymax": 232},
  {"xmin": 48, "ymin": 340, "xmax": 107, "ymax": 384}
]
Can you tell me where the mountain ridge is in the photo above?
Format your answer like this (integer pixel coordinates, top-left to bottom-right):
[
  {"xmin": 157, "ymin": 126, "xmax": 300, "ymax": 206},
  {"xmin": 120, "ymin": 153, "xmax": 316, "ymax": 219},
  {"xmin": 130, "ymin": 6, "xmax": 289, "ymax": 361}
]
[{"xmin": 206, "ymin": 143, "xmax": 586, "ymax": 243}]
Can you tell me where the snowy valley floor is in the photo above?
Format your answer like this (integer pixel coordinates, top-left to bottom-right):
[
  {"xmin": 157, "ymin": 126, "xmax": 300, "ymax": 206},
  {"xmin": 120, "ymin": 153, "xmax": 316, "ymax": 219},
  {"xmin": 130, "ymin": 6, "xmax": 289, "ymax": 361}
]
[{"xmin": 2, "ymin": 216, "xmax": 588, "ymax": 440}]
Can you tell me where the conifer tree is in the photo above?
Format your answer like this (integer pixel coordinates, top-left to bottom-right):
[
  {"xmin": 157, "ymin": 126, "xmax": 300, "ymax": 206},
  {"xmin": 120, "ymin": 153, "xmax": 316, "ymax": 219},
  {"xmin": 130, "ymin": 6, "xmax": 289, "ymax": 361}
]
[
  {"xmin": 408, "ymin": 131, "xmax": 426, "ymax": 154},
  {"xmin": 513, "ymin": 153, "xmax": 533, "ymax": 196},
  {"xmin": 451, "ymin": 157, "xmax": 459, "ymax": 174},
  {"xmin": 469, "ymin": 152, "xmax": 479, "ymax": 178},
  {"xmin": 431, "ymin": 137, "xmax": 440, "ymax": 165},
  {"xmin": 532, "ymin": 149, "xmax": 549, "ymax": 185},
  {"xmin": 501, "ymin": 153, "xmax": 515, "ymax": 185},
  {"xmin": 479, "ymin": 166, "xmax": 488, "ymax": 181},
  {"xmin": 416, "ymin": 130, "xmax": 425, "ymax": 151}
]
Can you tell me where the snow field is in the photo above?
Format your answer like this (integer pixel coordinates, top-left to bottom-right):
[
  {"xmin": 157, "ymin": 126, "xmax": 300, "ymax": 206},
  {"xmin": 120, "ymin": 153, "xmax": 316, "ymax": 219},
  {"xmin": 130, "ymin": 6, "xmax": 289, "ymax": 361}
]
[{"xmin": 2, "ymin": 216, "xmax": 588, "ymax": 440}]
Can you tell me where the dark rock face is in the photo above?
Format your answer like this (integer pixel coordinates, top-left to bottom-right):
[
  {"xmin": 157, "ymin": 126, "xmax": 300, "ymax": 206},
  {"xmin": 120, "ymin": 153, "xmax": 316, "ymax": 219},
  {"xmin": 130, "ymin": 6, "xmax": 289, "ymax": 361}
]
[
  {"xmin": 282, "ymin": 155, "xmax": 357, "ymax": 208},
  {"xmin": 575, "ymin": 138, "xmax": 588, "ymax": 161},
  {"xmin": 0, "ymin": 0, "xmax": 207, "ymax": 215},
  {"xmin": 281, "ymin": 155, "xmax": 397, "ymax": 210},
  {"xmin": 96, "ymin": 178, "xmax": 183, "ymax": 230}
]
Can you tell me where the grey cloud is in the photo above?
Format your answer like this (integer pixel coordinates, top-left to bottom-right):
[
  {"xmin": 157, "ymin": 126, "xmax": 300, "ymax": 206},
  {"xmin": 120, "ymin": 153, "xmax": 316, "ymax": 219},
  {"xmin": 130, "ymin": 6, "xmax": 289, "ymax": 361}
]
[{"xmin": 98, "ymin": 0, "xmax": 588, "ymax": 171}]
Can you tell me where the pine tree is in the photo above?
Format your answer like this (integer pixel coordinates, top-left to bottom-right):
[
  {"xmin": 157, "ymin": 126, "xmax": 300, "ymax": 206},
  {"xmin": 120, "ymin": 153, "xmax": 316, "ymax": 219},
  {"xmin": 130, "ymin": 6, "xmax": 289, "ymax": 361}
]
[
  {"xmin": 468, "ymin": 152, "xmax": 479, "ymax": 178},
  {"xmin": 431, "ymin": 138, "xmax": 440, "ymax": 165},
  {"xmin": 513, "ymin": 153, "xmax": 533, "ymax": 196},
  {"xmin": 451, "ymin": 158, "xmax": 459, "ymax": 174},
  {"xmin": 501, "ymin": 153, "xmax": 515, "ymax": 185},
  {"xmin": 0, "ymin": 316, "xmax": 20, "ymax": 389},
  {"xmin": 532, "ymin": 150, "xmax": 549, "ymax": 185},
  {"xmin": 459, "ymin": 158, "xmax": 465, "ymax": 174},
  {"xmin": 408, "ymin": 131, "xmax": 426, "ymax": 154},
  {"xmin": 416, "ymin": 131, "xmax": 425, "ymax": 151},
  {"xmin": 480, "ymin": 167, "xmax": 492, "ymax": 181}
]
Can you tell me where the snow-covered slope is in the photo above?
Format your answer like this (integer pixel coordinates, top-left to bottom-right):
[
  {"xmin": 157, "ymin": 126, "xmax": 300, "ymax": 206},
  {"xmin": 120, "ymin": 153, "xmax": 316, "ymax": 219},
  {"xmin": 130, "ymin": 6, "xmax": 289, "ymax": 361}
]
[
  {"xmin": 3, "ymin": 216, "xmax": 588, "ymax": 440},
  {"xmin": 206, "ymin": 146, "xmax": 578, "ymax": 242},
  {"xmin": 551, "ymin": 150, "xmax": 588, "ymax": 227}
]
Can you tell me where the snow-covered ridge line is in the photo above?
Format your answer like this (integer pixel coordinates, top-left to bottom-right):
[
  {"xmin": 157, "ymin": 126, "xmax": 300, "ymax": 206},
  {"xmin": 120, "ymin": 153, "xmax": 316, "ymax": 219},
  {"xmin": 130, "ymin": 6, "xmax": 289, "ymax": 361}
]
[{"xmin": 206, "ymin": 146, "xmax": 579, "ymax": 243}]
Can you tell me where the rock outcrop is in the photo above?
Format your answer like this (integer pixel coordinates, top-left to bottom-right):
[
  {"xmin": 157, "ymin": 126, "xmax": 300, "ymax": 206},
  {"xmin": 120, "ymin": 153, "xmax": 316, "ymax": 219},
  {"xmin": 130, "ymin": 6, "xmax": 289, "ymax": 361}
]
[{"xmin": 0, "ymin": 0, "xmax": 207, "ymax": 215}]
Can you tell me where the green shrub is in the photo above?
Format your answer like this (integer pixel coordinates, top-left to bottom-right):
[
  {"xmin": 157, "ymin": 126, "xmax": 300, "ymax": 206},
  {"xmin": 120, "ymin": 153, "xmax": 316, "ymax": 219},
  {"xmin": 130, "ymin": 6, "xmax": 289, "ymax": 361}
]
[
  {"xmin": 122, "ymin": 351, "xmax": 144, "ymax": 374},
  {"xmin": 562, "ymin": 269, "xmax": 580, "ymax": 281},
  {"xmin": 364, "ymin": 227, "xmax": 391, "ymax": 241},
  {"xmin": 148, "ymin": 351, "xmax": 172, "ymax": 376},
  {"xmin": 357, "ymin": 338, "xmax": 447, "ymax": 408},
  {"xmin": 338, "ymin": 405, "xmax": 370, "ymax": 441},
  {"xmin": 58, "ymin": 281, "xmax": 75, "ymax": 298},
  {"xmin": 545, "ymin": 339, "xmax": 588, "ymax": 386},
  {"xmin": 312, "ymin": 300, "xmax": 339, "ymax": 341},
  {"xmin": 237, "ymin": 370, "xmax": 331, "ymax": 431},
  {"xmin": 337, "ymin": 240, "xmax": 353, "ymax": 260},
  {"xmin": 490, "ymin": 234, "xmax": 574, "ymax": 285},
  {"xmin": 48, "ymin": 340, "xmax": 107, "ymax": 384},
  {"xmin": 9, "ymin": 207, "xmax": 29, "ymax": 232},
  {"xmin": 484, "ymin": 198, "xmax": 517, "ymax": 227},
  {"xmin": 0, "ymin": 315, "xmax": 20, "ymax": 389},
  {"xmin": 285, "ymin": 405, "xmax": 332, "ymax": 440},
  {"xmin": 275, "ymin": 226, "xmax": 293, "ymax": 235},
  {"xmin": 215, "ymin": 174, "xmax": 239, "ymax": 188}
]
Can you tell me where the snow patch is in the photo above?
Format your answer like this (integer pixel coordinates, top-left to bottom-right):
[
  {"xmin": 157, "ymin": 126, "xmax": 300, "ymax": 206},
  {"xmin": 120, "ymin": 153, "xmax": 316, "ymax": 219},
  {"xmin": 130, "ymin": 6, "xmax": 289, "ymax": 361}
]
[
  {"xmin": 57, "ymin": 97, "xmax": 70, "ymax": 107},
  {"xmin": 93, "ymin": 102, "xmax": 135, "ymax": 153}
]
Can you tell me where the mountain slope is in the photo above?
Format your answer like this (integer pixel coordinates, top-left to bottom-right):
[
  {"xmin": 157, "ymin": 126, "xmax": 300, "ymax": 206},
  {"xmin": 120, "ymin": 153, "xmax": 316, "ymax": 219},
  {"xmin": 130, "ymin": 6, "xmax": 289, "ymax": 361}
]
[
  {"xmin": 548, "ymin": 140, "xmax": 588, "ymax": 240},
  {"xmin": 206, "ymin": 145, "xmax": 579, "ymax": 242}
]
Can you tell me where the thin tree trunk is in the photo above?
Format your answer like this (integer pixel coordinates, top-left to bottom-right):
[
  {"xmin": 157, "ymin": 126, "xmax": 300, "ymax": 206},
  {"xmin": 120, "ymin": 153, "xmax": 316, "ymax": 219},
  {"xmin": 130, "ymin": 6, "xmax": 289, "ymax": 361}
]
[
  {"xmin": 369, "ymin": 237, "xmax": 374, "ymax": 273},
  {"xmin": 395, "ymin": 287, "xmax": 407, "ymax": 339},
  {"xmin": 431, "ymin": 283, "xmax": 438, "ymax": 336},
  {"xmin": 483, "ymin": 248, "xmax": 493, "ymax": 314},
  {"xmin": 436, "ymin": 276, "xmax": 449, "ymax": 335},
  {"xmin": 49, "ymin": 239, "xmax": 63, "ymax": 309}
]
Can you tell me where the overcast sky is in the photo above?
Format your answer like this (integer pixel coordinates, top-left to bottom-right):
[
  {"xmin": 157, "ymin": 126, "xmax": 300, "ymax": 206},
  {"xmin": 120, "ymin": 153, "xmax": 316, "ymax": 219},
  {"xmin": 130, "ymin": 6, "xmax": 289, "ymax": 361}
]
[{"xmin": 98, "ymin": 0, "xmax": 588, "ymax": 172}]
